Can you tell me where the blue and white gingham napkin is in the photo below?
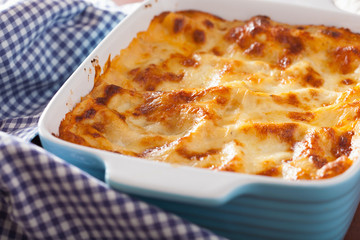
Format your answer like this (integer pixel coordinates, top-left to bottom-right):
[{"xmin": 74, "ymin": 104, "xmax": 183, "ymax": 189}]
[{"xmin": 0, "ymin": 1, "xmax": 223, "ymax": 239}]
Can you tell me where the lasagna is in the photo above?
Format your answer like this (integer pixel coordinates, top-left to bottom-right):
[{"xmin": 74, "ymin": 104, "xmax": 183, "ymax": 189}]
[{"xmin": 58, "ymin": 10, "xmax": 360, "ymax": 180}]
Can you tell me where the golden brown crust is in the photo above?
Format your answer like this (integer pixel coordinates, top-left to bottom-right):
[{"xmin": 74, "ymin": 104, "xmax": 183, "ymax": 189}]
[{"xmin": 58, "ymin": 11, "xmax": 360, "ymax": 180}]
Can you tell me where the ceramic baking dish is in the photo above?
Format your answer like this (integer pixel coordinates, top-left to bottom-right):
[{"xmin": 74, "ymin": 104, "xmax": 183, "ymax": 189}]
[{"xmin": 38, "ymin": 0, "xmax": 360, "ymax": 239}]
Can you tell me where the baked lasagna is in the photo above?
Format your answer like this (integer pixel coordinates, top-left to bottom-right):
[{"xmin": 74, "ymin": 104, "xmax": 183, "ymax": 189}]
[{"xmin": 58, "ymin": 10, "xmax": 360, "ymax": 180}]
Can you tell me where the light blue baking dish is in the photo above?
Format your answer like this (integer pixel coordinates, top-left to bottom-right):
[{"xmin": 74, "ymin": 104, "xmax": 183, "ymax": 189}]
[{"xmin": 38, "ymin": 0, "xmax": 360, "ymax": 239}]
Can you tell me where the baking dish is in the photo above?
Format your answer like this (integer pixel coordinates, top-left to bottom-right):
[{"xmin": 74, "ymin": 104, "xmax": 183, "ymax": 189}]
[{"xmin": 38, "ymin": 0, "xmax": 360, "ymax": 239}]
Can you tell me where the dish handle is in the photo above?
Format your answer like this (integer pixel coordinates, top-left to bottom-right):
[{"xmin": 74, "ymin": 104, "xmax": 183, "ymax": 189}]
[{"xmin": 103, "ymin": 154, "xmax": 255, "ymax": 206}]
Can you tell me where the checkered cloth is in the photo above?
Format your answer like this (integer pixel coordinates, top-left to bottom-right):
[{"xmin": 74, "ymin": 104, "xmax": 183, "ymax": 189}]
[{"xmin": 0, "ymin": 1, "xmax": 223, "ymax": 239}]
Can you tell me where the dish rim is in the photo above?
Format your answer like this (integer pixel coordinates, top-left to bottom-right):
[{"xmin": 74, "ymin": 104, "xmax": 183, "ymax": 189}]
[{"xmin": 38, "ymin": 0, "xmax": 360, "ymax": 204}]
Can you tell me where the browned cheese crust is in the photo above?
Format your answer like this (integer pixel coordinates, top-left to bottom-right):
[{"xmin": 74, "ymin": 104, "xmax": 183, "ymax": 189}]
[{"xmin": 59, "ymin": 11, "xmax": 360, "ymax": 180}]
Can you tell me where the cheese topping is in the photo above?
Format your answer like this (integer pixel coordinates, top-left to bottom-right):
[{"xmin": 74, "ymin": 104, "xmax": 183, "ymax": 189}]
[{"xmin": 58, "ymin": 11, "xmax": 360, "ymax": 180}]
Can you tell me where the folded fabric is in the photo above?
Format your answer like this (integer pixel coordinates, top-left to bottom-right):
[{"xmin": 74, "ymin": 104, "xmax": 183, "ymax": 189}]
[
  {"xmin": 0, "ymin": 132, "xmax": 220, "ymax": 239},
  {"xmin": 0, "ymin": 0, "xmax": 223, "ymax": 239}
]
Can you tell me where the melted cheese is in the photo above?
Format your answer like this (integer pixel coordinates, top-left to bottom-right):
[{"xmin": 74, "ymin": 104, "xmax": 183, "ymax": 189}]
[{"xmin": 58, "ymin": 11, "xmax": 360, "ymax": 180}]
